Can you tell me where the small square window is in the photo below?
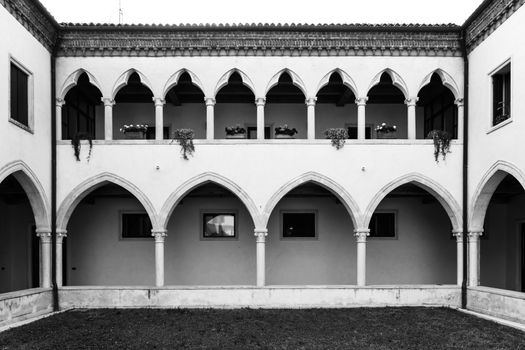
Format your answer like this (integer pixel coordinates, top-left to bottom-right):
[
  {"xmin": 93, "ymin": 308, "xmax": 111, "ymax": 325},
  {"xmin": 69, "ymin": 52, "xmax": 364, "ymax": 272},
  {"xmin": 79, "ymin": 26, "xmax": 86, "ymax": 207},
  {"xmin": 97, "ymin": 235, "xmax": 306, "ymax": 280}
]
[
  {"xmin": 202, "ymin": 212, "xmax": 236, "ymax": 239},
  {"xmin": 492, "ymin": 62, "xmax": 511, "ymax": 126},
  {"xmin": 369, "ymin": 212, "xmax": 397, "ymax": 238},
  {"xmin": 121, "ymin": 212, "xmax": 152, "ymax": 239},
  {"xmin": 281, "ymin": 211, "xmax": 317, "ymax": 238},
  {"xmin": 10, "ymin": 61, "xmax": 30, "ymax": 128}
]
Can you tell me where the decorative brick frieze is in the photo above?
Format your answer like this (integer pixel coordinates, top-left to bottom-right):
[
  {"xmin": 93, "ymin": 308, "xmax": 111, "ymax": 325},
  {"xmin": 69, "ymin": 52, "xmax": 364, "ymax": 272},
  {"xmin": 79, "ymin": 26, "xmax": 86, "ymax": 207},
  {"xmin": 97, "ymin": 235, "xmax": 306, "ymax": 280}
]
[
  {"xmin": 465, "ymin": 0, "xmax": 525, "ymax": 52},
  {"xmin": 56, "ymin": 24, "xmax": 463, "ymax": 57},
  {"xmin": 1, "ymin": 0, "xmax": 58, "ymax": 51}
]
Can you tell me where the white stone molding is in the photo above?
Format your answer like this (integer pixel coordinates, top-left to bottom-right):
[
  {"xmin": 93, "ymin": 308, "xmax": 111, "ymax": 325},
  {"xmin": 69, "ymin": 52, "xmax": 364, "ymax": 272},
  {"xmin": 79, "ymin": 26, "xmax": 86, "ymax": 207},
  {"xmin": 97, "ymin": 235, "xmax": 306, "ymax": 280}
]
[
  {"xmin": 56, "ymin": 98, "xmax": 65, "ymax": 107},
  {"xmin": 59, "ymin": 68, "xmax": 103, "ymax": 100},
  {"xmin": 153, "ymin": 98, "xmax": 166, "ymax": 140},
  {"xmin": 355, "ymin": 97, "xmax": 368, "ymax": 106},
  {"xmin": 56, "ymin": 98, "xmax": 66, "ymax": 140},
  {"xmin": 159, "ymin": 172, "xmax": 261, "ymax": 230},
  {"xmin": 469, "ymin": 160, "xmax": 525, "ymax": 230},
  {"xmin": 255, "ymin": 98, "xmax": 266, "ymax": 140},
  {"xmin": 0, "ymin": 160, "xmax": 50, "ymax": 231},
  {"xmin": 111, "ymin": 68, "xmax": 154, "ymax": 99},
  {"xmin": 316, "ymin": 69, "xmax": 359, "ymax": 98},
  {"xmin": 204, "ymin": 97, "xmax": 216, "ymax": 106},
  {"xmin": 404, "ymin": 97, "xmax": 418, "ymax": 107},
  {"xmin": 418, "ymin": 68, "xmax": 461, "ymax": 100},
  {"xmin": 205, "ymin": 97, "xmax": 216, "ymax": 139},
  {"xmin": 262, "ymin": 172, "xmax": 361, "ymax": 229},
  {"xmin": 356, "ymin": 97, "xmax": 368, "ymax": 140},
  {"xmin": 405, "ymin": 97, "xmax": 419, "ymax": 140},
  {"xmin": 56, "ymin": 172, "xmax": 158, "ymax": 232},
  {"xmin": 102, "ymin": 97, "xmax": 115, "ymax": 107},
  {"xmin": 305, "ymin": 97, "xmax": 317, "ymax": 106},
  {"xmin": 367, "ymin": 68, "xmax": 409, "ymax": 99},
  {"xmin": 255, "ymin": 97, "xmax": 266, "ymax": 107},
  {"xmin": 214, "ymin": 68, "xmax": 257, "ymax": 98},
  {"xmin": 153, "ymin": 97, "xmax": 166, "ymax": 107},
  {"xmin": 454, "ymin": 98, "xmax": 464, "ymax": 107},
  {"xmin": 254, "ymin": 228, "xmax": 268, "ymax": 287},
  {"xmin": 162, "ymin": 69, "xmax": 205, "ymax": 99},
  {"xmin": 306, "ymin": 97, "xmax": 317, "ymax": 139},
  {"xmin": 364, "ymin": 172, "xmax": 462, "ymax": 232},
  {"xmin": 265, "ymin": 68, "xmax": 308, "ymax": 97},
  {"xmin": 101, "ymin": 98, "xmax": 115, "ymax": 140}
]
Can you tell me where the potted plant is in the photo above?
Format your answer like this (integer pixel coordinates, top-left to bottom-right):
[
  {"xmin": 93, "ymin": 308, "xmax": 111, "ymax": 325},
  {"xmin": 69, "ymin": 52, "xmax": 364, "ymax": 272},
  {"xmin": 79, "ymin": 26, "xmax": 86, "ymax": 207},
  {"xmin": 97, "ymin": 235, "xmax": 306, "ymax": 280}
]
[
  {"xmin": 225, "ymin": 124, "xmax": 246, "ymax": 139},
  {"xmin": 427, "ymin": 130, "xmax": 451, "ymax": 162},
  {"xmin": 324, "ymin": 128, "xmax": 349, "ymax": 150},
  {"xmin": 71, "ymin": 132, "xmax": 93, "ymax": 162},
  {"xmin": 275, "ymin": 124, "xmax": 298, "ymax": 139},
  {"xmin": 172, "ymin": 128, "xmax": 195, "ymax": 160},
  {"xmin": 376, "ymin": 123, "xmax": 397, "ymax": 139},
  {"xmin": 120, "ymin": 124, "xmax": 148, "ymax": 139}
]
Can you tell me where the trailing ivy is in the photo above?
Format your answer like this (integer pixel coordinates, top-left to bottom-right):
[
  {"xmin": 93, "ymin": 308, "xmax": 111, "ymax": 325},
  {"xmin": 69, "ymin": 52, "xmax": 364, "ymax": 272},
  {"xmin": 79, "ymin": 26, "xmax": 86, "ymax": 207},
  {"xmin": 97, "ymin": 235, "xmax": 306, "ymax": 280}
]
[
  {"xmin": 324, "ymin": 128, "xmax": 348, "ymax": 150},
  {"xmin": 172, "ymin": 129, "xmax": 195, "ymax": 160},
  {"xmin": 71, "ymin": 132, "xmax": 93, "ymax": 162},
  {"xmin": 427, "ymin": 130, "xmax": 451, "ymax": 162}
]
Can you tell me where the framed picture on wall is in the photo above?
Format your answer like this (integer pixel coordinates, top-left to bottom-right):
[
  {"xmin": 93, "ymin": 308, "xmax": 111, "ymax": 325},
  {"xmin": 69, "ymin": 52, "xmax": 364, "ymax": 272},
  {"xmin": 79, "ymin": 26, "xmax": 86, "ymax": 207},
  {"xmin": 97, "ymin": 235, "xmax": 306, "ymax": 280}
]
[{"xmin": 201, "ymin": 211, "xmax": 237, "ymax": 240}]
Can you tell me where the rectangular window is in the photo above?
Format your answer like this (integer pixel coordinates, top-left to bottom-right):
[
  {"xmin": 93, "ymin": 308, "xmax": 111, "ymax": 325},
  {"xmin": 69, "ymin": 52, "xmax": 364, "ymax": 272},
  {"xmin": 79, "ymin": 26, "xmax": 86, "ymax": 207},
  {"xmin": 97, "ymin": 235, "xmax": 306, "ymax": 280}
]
[
  {"xmin": 10, "ymin": 62, "xmax": 29, "ymax": 127},
  {"xmin": 369, "ymin": 212, "xmax": 397, "ymax": 238},
  {"xmin": 492, "ymin": 63, "xmax": 511, "ymax": 126},
  {"xmin": 121, "ymin": 213, "xmax": 152, "ymax": 239},
  {"xmin": 281, "ymin": 211, "xmax": 317, "ymax": 238},
  {"xmin": 202, "ymin": 213, "xmax": 236, "ymax": 238}
]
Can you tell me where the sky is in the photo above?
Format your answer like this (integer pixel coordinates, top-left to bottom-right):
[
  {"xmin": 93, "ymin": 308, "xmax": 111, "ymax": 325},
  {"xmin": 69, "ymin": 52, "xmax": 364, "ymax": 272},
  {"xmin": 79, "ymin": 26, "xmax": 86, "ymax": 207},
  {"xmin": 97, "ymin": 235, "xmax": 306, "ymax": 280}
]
[{"xmin": 39, "ymin": 0, "xmax": 484, "ymax": 26}]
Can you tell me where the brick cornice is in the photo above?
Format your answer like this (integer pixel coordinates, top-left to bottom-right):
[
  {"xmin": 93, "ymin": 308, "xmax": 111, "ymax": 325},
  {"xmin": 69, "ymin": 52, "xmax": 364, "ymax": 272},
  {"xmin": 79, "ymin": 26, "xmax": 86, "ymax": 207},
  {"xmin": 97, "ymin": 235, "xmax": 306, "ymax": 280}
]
[
  {"xmin": 1, "ymin": 0, "xmax": 59, "ymax": 51},
  {"xmin": 465, "ymin": 0, "xmax": 525, "ymax": 52},
  {"xmin": 56, "ymin": 25, "xmax": 463, "ymax": 57}
]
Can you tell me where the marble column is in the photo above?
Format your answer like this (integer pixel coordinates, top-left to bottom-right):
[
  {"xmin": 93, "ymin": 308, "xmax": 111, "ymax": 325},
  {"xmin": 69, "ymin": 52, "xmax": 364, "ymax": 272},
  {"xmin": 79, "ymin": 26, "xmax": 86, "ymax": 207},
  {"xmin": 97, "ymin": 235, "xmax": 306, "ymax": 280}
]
[
  {"xmin": 205, "ymin": 97, "xmax": 216, "ymax": 140},
  {"xmin": 256, "ymin": 97, "xmax": 266, "ymax": 140},
  {"xmin": 152, "ymin": 230, "xmax": 168, "ymax": 287},
  {"xmin": 306, "ymin": 97, "xmax": 317, "ymax": 140},
  {"xmin": 405, "ymin": 97, "xmax": 418, "ymax": 140},
  {"xmin": 153, "ymin": 97, "xmax": 166, "ymax": 140},
  {"xmin": 468, "ymin": 230, "xmax": 483, "ymax": 287},
  {"xmin": 102, "ymin": 97, "xmax": 115, "ymax": 140},
  {"xmin": 36, "ymin": 230, "xmax": 52, "ymax": 288},
  {"xmin": 56, "ymin": 230, "xmax": 67, "ymax": 287},
  {"xmin": 355, "ymin": 97, "xmax": 368, "ymax": 140},
  {"xmin": 56, "ymin": 98, "xmax": 65, "ymax": 140},
  {"xmin": 453, "ymin": 230, "xmax": 464, "ymax": 286},
  {"xmin": 354, "ymin": 229, "xmax": 370, "ymax": 286},
  {"xmin": 455, "ymin": 98, "xmax": 464, "ymax": 142},
  {"xmin": 255, "ymin": 228, "xmax": 268, "ymax": 287}
]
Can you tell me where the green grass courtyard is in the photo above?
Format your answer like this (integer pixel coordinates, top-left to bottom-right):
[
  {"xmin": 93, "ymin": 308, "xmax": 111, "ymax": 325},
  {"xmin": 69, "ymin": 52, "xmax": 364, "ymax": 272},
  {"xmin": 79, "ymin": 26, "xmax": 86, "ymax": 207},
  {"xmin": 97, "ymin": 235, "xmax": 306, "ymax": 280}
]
[{"xmin": 0, "ymin": 307, "xmax": 524, "ymax": 349}]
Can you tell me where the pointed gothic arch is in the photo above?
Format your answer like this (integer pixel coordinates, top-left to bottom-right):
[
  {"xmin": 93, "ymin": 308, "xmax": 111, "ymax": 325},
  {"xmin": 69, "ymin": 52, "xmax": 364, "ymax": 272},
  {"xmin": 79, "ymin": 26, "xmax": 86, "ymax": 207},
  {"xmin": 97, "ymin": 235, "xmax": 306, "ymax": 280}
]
[
  {"xmin": 367, "ymin": 68, "xmax": 409, "ymax": 99},
  {"xmin": 316, "ymin": 68, "xmax": 359, "ymax": 97},
  {"xmin": 59, "ymin": 69, "xmax": 103, "ymax": 100},
  {"xmin": 214, "ymin": 68, "xmax": 256, "ymax": 98},
  {"xmin": 364, "ymin": 173, "xmax": 462, "ymax": 232},
  {"xmin": 469, "ymin": 161, "xmax": 525, "ymax": 231},
  {"xmin": 163, "ymin": 69, "xmax": 205, "ymax": 99},
  {"xmin": 56, "ymin": 173, "xmax": 158, "ymax": 231},
  {"xmin": 159, "ymin": 172, "xmax": 261, "ymax": 230},
  {"xmin": 0, "ymin": 161, "xmax": 50, "ymax": 231},
  {"xmin": 265, "ymin": 68, "xmax": 308, "ymax": 97},
  {"xmin": 418, "ymin": 69, "xmax": 461, "ymax": 100},
  {"xmin": 262, "ymin": 172, "xmax": 361, "ymax": 229},
  {"xmin": 111, "ymin": 68, "xmax": 154, "ymax": 99}
]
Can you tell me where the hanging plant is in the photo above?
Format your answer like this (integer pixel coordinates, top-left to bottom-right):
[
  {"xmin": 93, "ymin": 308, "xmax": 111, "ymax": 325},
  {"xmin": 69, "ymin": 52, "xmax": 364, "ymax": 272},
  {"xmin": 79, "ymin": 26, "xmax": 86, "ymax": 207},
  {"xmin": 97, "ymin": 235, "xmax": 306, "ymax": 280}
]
[
  {"xmin": 172, "ymin": 128, "xmax": 195, "ymax": 160},
  {"xmin": 427, "ymin": 130, "xmax": 451, "ymax": 162},
  {"xmin": 324, "ymin": 128, "xmax": 348, "ymax": 150},
  {"xmin": 71, "ymin": 132, "xmax": 93, "ymax": 162}
]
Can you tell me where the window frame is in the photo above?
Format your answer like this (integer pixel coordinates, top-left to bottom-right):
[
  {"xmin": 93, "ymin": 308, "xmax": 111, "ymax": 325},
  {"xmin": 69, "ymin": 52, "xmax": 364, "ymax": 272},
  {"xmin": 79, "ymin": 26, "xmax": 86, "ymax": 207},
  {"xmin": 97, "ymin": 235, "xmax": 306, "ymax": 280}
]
[
  {"xmin": 488, "ymin": 58, "xmax": 512, "ymax": 133},
  {"xmin": 119, "ymin": 211, "xmax": 153, "ymax": 241},
  {"xmin": 280, "ymin": 210, "xmax": 318, "ymax": 240},
  {"xmin": 8, "ymin": 56, "xmax": 34, "ymax": 133},
  {"xmin": 368, "ymin": 210, "xmax": 398, "ymax": 240},
  {"xmin": 200, "ymin": 210, "xmax": 238, "ymax": 241}
]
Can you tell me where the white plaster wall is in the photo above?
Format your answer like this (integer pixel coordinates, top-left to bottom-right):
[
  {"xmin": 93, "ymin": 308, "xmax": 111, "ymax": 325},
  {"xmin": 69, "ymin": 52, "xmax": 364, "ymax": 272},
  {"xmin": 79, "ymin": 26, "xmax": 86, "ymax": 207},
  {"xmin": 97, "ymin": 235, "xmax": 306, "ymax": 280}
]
[
  {"xmin": 0, "ymin": 6, "xmax": 52, "ymax": 225},
  {"xmin": 467, "ymin": 6, "xmax": 525, "ymax": 227}
]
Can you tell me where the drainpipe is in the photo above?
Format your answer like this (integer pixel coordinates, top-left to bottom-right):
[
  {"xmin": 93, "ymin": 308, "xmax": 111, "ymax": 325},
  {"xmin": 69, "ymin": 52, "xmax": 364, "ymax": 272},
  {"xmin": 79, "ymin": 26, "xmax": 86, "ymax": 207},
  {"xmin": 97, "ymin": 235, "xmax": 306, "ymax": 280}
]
[
  {"xmin": 51, "ymin": 38, "xmax": 59, "ymax": 312},
  {"xmin": 461, "ymin": 29, "xmax": 469, "ymax": 310}
]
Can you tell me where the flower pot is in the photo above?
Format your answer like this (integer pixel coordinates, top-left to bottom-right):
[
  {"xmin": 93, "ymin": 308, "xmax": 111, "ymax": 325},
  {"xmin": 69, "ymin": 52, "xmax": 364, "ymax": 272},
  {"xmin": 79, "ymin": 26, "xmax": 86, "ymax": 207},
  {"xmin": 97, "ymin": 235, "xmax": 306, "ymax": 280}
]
[
  {"xmin": 275, "ymin": 134, "xmax": 295, "ymax": 139},
  {"xmin": 225, "ymin": 134, "xmax": 247, "ymax": 139},
  {"xmin": 377, "ymin": 132, "xmax": 397, "ymax": 139},
  {"xmin": 124, "ymin": 131, "xmax": 145, "ymax": 139}
]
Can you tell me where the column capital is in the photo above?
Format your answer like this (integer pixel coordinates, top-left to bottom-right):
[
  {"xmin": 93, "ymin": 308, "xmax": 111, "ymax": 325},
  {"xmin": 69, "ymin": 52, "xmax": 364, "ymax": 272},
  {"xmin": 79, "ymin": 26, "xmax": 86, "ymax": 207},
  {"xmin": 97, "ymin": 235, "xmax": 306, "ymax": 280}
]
[
  {"xmin": 205, "ymin": 97, "xmax": 216, "ymax": 106},
  {"xmin": 56, "ymin": 98, "xmax": 65, "ymax": 107},
  {"xmin": 254, "ymin": 229, "xmax": 268, "ymax": 243},
  {"xmin": 36, "ymin": 232, "xmax": 52, "ymax": 243},
  {"xmin": 255, "ymin": 97, "xmax": 266, "ymax": 107},
  {"xmin": 355, "ymin": 97, "xmax": 368, "ymax": 106},
  {"xmin": 152, "ymin": 230, "xmax": 168, "ymax": 242},
  {"xmin": 405, "ymin": 97, "xmax": 419, "ymax": 106},
  {"xmin": 452, "ymin": 230, "xmax": 463, "ymax": 242},
  {"xmin": 467, "ymin": 230, "xmax": 483, "ymax": 241},
  {"xmin": 454, "ymin": 98, "xmax": 464, "ymax": 107},
  {"xmin": 354, "ymin": 229, "xmax": 370, "ymax": 242},
  {"xmin": 305, "ymin": 97, "xmax": 317, "ymax": 106},
  {"xmin": 102, "ymin": 97, "xmax": 115, "ymax": 106},
  {"xmin": 153, "ymin": 97, "xmax": 166, "ymax": 107}
]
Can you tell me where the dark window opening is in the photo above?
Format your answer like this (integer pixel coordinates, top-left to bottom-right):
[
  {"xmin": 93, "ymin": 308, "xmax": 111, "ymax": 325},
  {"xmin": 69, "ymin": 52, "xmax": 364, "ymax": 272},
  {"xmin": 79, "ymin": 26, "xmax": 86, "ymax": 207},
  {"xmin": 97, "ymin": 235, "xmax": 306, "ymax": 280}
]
[
  {"xmin": 282, "ymin": 212, "xmax": 316, "ymax": 238},
  {"xmin": 247, "ymin": 126, "xmax": 271, "ymax": 139},
  {"xmin": 146, "ymin": 126, "xmax": 170, "ymax": 140},
  {"xmin": 369, "ymin": 212, "xmax": 396, "ymax": 238},
  {"xmin": 121, "ymin": 213, "xmax": 152, "ymax": 238},
  {"xmin": 492, "ymin": 64, "xmax": 511, "ymax": 126},
  {"xmin": 347, "ymin": 126, "xmax": 372, "ymax": 139},
  {"xmin": 10, "ymin": 63, "xmax": 29, "ymax": 127}
]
